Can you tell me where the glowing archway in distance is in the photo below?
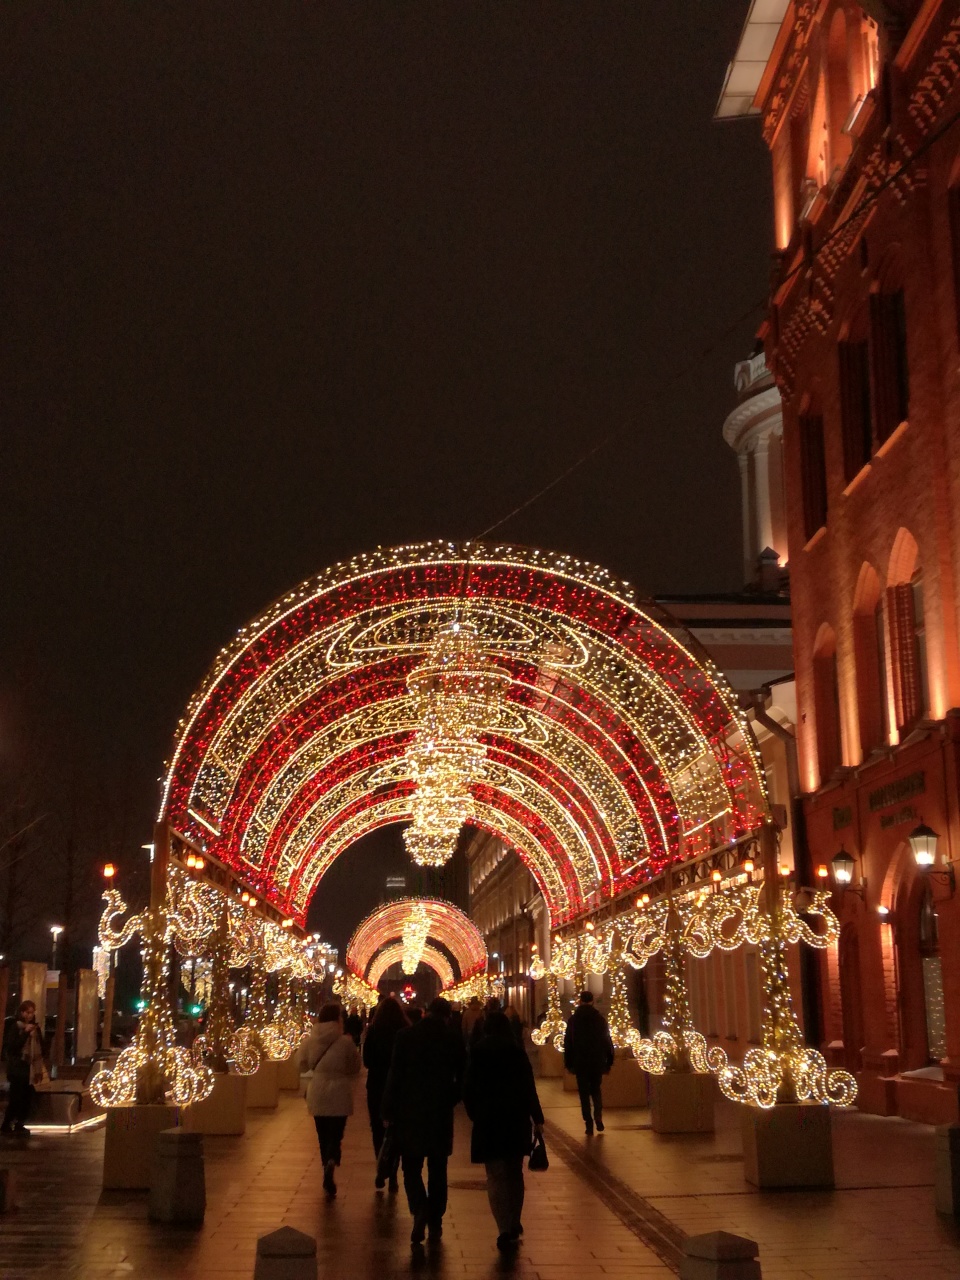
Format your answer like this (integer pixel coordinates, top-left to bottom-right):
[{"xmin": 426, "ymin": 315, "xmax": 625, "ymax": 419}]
[
  {"xmin": 345, "ymin": 898, "xmax": 487, "ymax": 984},
  {"xmin": 367, "ymin": 942, "xmax": 455, "ymax": 991},
  {"xmin": 160, "ymin": 542, "xmax": 767, "ymax": 926}
]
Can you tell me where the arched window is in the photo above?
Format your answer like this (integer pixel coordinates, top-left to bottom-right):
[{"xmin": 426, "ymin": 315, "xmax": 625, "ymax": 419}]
[
  {"xmin": 853, "ymin": 563, "xmax": 888, "ymax": 755},
  {"xmin": 870, "ymin": 258, "xmax": 910, "ymax": 443},
  {"xmin": 813, "ymin": 623, "xmax": 842, "ymax": 782},
  {"xmin": 838, "ymin": 305, "xmax": 872, "ymax": 482},
  {"xmin": 799, "ymin": 397, "xmax": 827, "ymax": 540},
  {"xmin": 887, "ymin": 530, "xmax": 928, "ymax": 734}
]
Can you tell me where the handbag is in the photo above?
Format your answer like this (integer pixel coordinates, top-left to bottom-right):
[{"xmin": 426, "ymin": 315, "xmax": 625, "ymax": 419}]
[
  {"xmin": 376, "ymin": 1125, "xmax": 400, "ymax": 1182},
  {"xmin": 528, "ymin": 1131, "xmax": 549, "ymax": 1172}
]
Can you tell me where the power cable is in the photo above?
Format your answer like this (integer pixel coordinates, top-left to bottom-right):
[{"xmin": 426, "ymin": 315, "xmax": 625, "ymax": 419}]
[{"xmin": 473, "ymin": 99, "xmax": 960, "ymax": 544}]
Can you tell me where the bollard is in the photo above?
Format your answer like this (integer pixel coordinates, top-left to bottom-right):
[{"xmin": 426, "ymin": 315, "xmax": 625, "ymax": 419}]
[
  {"xmin": 680, "ymin": 1231, "xmax": 761, "ymax": 1280},
  {"xmin": 149, "ymin": 1128, "xmax": 206, "ymax": 1225},
  {"xmin": 254, "ymin": 1227, "xmax": 317, "ymax": 1280},
  {"xmin": 0, "ymin": 1170, "xmax": 18, "ymax": 1214}
]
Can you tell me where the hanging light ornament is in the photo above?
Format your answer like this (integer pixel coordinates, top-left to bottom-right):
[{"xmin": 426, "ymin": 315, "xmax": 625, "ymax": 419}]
[
  {"xmin": 403, "ymin": 621, "xmax": 510, "ymax": 868},
  {"xmin": 401, "ymin": 902, "xmax": 431, "ymax": 974}
]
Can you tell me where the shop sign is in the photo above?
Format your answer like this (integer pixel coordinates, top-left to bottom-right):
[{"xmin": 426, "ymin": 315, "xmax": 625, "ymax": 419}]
[{"xmin": 868, "ymin": 770, "xmax": 925, "ymax": 813}]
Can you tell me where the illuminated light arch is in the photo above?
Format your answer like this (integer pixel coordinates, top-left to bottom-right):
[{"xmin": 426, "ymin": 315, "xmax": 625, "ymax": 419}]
[
  {"xmin": 367, "ymin": 942, "xmax": 455, "ymax": 991},
  {"xmin": 345, "ymin": 898, "xmax": 488, "ymax": 985},
  {"xmin": 161, "ymin": 542, "xmax": 767, "ymax": 925}
]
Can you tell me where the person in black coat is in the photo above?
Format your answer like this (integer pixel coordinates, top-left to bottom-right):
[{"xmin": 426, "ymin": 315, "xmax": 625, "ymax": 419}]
[
  {"xmin": 1, "ymin": 1000, "xmax": 43, "ymax": 1138},
  {"xmin": 463, "ymin": 1009, "xmax": 544, "ymax": 1252},
  {"xmin": 362, "ymin": 996, "xmax": 407, "ymax": 1190},
  {"xmin": 381, "ymin": 996, "xmax": 465, "ymax": 1246},
  {"xmin": 563, "ymin": 990, "xmax": 614, "ymax": 1135}
]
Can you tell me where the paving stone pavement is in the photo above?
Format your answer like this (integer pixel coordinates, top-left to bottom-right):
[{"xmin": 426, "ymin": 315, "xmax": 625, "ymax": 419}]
[
  {"xmin": 4, "ymin": 1089, "xmax": 670, "ymax": 1280},
  {"xmin": 5, "ymin": 1076, "xmax": 960, "ymax": 1279},
  {"xmin": 541, "ymin": 1078, "xmax": 960, "ymax": 1280}
]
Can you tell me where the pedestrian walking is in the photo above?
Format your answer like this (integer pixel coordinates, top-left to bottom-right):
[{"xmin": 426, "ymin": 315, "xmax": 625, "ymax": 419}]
[
  {"xmin": 1, "ymin": 1000, "xmax": 45, "ymax": 1138},
  {"xmin": 461, "ymin": 995, "xmax": 483, "ymax": 1044},
  {"xmin": 563, "ymin": 990, "xmax": 614, "ymax": 1135},
  {"xmin": 344, "ymin": 1011, "xmax": 364, "ymax": 1047},
  {"xmin": 463, "ymin": 1009, "xmax": 544, "ymax": 1253},
  {"xmin": 381, "ymin": 996, "xmax": 464, "ymax": 1246},
  {"xmin": 300, "ymin": 1003, "xmax": 361, "ymax": 1198},
  {"xmin": 362, "ymin": 995, "xmax": 407, "ymax": 1191}
]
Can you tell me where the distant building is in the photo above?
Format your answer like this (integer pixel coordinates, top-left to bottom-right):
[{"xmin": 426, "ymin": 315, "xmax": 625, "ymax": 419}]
[
  {"xmin": 466, "ymin": 347, "xmax": 802, "ymax": 1059},
  {"xmin": 721, "ymin": 0, "xmax": 960, "ymax": 1122}
]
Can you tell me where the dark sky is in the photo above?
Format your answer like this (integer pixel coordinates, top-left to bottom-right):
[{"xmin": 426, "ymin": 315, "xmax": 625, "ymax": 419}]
[{"xmin": 2, "ymin": 2, "xmax": 770, "ymax": 958}]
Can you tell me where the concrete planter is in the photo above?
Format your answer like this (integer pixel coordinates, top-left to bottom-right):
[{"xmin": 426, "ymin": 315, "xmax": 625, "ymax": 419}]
[
  {"xmin": 103, "ymin": 1103, "xmax": 180, "ymax": 1190},
  {"xmin": 741, "ymin": 1101, "xmax": 834, "ymax": 1188},
  {"xmin": 246, "ymin": 1059, "xmax": 280, "ymax": 1109},
  {"xmin": 182, "ymin": 1071, "xmax": 247, "ymax": 1136},
  {"xmin": 649, "ymin": 1071, "xmax": 715, "ymax": 1133}
]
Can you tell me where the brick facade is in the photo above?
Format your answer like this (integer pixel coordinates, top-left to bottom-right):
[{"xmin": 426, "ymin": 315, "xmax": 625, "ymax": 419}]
[{"xmin": 746, "ymin": 0, "xmax": 960, "ymax": 1121}]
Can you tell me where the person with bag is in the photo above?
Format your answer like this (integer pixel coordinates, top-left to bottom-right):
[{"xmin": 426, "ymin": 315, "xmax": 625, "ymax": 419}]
[
  {"xmin": 381, "ymin": 996, "xmax": 464, "ymax": 1247},
  {"xmin": 1, "ymin": 1000, "xmax": 45, "ymax": 1139},
  {"xmin": 362, "ymin": 995, "xmax": 407, "ymax": 1191},
  {"xmin": 300, "ymin": 1003, "xmax": 361, "ymax": 1198},
  {"xmin": 462, "ymin": 1008, "xmax": 545, "ymax": 1253},
  {"xmin": 563, "ymin": 990, "xmax": 614, "ymax": 1136}
]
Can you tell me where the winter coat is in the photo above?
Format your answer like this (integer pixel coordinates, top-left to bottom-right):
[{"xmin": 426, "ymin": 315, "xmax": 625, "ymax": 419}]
[
  {"xmin": 2, "ymin": 1016, "xmax": 42, "ymax": 1084},
  {"xmin": 462, "ymin": 1034, "xmax": 544, "ymax": 1164},
  {"xmin": 300, "ymin": 1021, "xmax": 361, "ymax": 1117},
  {"xmin": 362, "ymin": 1023, "xmax": 402, "ymax": 1104},
  {"xmin": 563, "ymin": 1004, "xmax": 614, "ymax": 1077},
  {"xmin": 381, "ymin": 1015, "xmax": 465, "ymax": 1157}
]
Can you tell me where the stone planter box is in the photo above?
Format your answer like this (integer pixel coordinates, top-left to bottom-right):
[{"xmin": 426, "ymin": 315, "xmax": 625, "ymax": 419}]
[
  {"xmin": 741, "ymin": 1101, "xmax": 834, "ymax": 1188},
  {"xmin": 182, "ymin": 1071, "xmax": 247, "ymax": 1136}
]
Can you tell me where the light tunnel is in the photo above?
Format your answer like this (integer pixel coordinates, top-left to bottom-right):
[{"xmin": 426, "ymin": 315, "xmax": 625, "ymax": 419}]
[{"xmin": 159, "ymin": 542, "xmax": 767, "ymax": 927}]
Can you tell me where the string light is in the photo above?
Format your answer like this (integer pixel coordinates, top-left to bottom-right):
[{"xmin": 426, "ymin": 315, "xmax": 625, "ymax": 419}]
[
  {"xmin": 159, "ymin": 542, "xmax": 766, "ymax": 926},
  {"xmin": 345, "ymin": 898, "xmax": 487, "ymax": 986}
]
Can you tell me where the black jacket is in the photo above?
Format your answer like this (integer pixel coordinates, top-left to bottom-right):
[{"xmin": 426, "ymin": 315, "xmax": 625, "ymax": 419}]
[
  {"xmin": 362, "ymin": 1023, "xmax": 402, "ymax": 1101},
  {"xmin": 2, "ymin": 1016, "xmax": 37, "ymax": 1081},
  {"xmin": 563, "ymin": 1004, "xmax": 614, "ymax": 1076},
  {"xmin": 463, "ymin": 1034, "xmax": 544, "ymax": 1164},
  {"xmin": 381, "ymin": 1015, "xmax": 465, "ymax": 1157}
]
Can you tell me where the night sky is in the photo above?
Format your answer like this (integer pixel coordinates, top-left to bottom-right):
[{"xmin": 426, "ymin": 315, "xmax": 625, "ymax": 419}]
[{"xmin": 2, "ymin": 3, "xmax": 771, "ymax": 961}]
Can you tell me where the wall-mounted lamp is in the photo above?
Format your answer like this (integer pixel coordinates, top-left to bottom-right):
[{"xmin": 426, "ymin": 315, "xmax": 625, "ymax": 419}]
[
  {"xmin": 830, "ymin": 847, "xmax": 865, "ymax": 900},
  {"xmin": 910, "ymin": 822, "xmax": 955, "ymax": 896}
]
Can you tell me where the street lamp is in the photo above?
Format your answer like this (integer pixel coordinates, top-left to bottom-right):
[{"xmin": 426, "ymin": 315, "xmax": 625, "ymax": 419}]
[
  {"xmin": 828, "ymin": 848, "xmax": 865, "ymax": 900},
  {"xmin": 50, "ymin": 925, "xmax": 64, "ymax": 970},
  {"xmin": 910, "ymin": 822, "xmax": 955, "ymax": 895}
]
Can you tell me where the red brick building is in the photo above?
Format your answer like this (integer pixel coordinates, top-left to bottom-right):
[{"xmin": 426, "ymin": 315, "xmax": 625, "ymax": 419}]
[{"xmin": 721, "ymin": 1, "xmax": 960, "ymax": 1120}]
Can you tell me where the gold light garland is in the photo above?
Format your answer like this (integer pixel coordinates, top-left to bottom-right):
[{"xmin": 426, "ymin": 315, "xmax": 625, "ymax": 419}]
[{"xmin": 91, "ymin": 895, "xmax": 214, "ymax": 1107}]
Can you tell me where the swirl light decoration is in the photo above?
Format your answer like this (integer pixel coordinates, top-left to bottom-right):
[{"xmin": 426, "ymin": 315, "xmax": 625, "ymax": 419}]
[
  {"xmin": 345, "ymin": 898, "xmax": 487, "ymax": 991},
  {"xmin": 159, "ymin": 542, "xmax": 766, "ymax": 927}
]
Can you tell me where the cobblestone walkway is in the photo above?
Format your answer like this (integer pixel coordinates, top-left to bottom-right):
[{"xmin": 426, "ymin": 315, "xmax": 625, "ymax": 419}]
[
  {"xmin": 542, "ymin": 1079, "xmax": 960, "ymax": 1280},
  {"xmin": 5, "ymin": 1078, "xmax": 960, "ymax": 1279}
]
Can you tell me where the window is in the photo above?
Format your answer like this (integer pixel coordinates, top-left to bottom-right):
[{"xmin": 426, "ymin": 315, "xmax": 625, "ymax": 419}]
[
  {"xmin": 870, "ymin": 286, "xmax": 909, "ymax": 442},
  {"xmin": 887, "ymin": 570, "xmax": 928, "ymax": 734},
  {"xmin": 813, "ymin": 625, "xmax": 842, "ymax": 782},
  {"xmin": 800, "ymin": 408, "xmax": 827, "ymax": 539},
  {"xmin": 839, "ymin": 315, "xmax": 872, "ymax": 481},
  {"xmin": 853, "ymin": 565, "xmax": 887, "ymax": 755}
]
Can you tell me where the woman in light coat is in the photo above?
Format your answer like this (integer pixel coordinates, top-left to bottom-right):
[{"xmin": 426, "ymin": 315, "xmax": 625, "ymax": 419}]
[{"xmin": 300, "ymin": 1003, "xmax": 361, "ymax": 1197}]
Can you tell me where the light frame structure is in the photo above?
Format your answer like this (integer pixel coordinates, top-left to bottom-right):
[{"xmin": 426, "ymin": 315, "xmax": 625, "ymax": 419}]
[{"xmin": 159, "ymin": 542, "xmax": 767, "ymax": 927}]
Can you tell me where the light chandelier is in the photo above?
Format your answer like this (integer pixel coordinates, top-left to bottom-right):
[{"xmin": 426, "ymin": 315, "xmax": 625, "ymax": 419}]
[
  {"xmin": 402, "ymin": 620, "xmax": 509, "ymax": 868},
  {"xmin": 401, "ymin": 902, "xmax": 431, "ymax": 974}
]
